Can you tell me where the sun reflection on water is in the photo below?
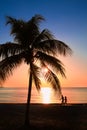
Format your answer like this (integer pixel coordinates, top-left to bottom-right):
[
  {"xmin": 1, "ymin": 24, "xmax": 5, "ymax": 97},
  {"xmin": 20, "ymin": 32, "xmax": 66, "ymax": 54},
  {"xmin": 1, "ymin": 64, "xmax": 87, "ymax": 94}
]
[{"xmin": 40, "ymin": 87, "xmax": 52, "ymax": 104}]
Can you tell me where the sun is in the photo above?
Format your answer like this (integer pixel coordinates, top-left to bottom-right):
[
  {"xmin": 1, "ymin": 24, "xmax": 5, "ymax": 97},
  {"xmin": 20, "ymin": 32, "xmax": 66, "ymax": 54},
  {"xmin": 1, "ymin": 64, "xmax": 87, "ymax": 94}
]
[
  {"xmin": 41, "ymin": 67, "xmax": 48, "ymax": 74},
  {"xmin": 41, "ymin": 87, "xmax": 51, "ymax": 104}
]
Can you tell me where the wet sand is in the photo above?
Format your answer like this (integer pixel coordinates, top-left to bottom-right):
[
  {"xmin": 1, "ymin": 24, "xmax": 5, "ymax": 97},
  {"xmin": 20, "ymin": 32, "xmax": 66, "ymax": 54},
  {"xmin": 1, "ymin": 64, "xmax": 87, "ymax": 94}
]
[{"xmin": 0, "ymin": 103, "xmax": 87, "ymax": 130}]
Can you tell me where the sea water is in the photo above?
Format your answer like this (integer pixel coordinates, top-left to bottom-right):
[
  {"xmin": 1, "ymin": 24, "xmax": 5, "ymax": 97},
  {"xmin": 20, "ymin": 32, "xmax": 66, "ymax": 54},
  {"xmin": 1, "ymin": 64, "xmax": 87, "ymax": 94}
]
[{"xmin": 0, "ymin": 87, "xmax": 87, "ymax": 104}]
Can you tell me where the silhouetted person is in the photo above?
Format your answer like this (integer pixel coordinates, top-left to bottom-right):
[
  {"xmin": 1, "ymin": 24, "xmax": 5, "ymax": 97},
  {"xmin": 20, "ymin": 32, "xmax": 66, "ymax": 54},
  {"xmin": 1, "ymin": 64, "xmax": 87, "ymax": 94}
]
[
  {"xmin": 64, "ymin": 96, "xmax": 67, "ymax": 104},
  {"xmin": 61, "ymin": 95, "xmax": 64, "ymax": 104}
]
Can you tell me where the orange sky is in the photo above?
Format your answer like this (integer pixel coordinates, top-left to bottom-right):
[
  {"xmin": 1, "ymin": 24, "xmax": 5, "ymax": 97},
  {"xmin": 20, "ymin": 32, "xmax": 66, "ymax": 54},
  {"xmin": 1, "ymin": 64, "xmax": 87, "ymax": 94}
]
[{"xmin": 3, "ymin": 55, "xmax": 87, "ymax": 88}]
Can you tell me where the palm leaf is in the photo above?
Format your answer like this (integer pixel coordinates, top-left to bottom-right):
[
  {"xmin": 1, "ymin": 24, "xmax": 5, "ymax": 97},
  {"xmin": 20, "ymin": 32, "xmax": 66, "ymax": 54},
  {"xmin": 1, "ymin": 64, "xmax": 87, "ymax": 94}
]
[
  {"xmin": 33, "ymin": 29, "xmax": 55, "ymax": 54},
  {"xmin": 6, "ymin": 15, "xmax": 44, "ymax": 46},
  {"xmin": 29, "ymin": 14, "xmax": 45, "ymax": 26},
  {"xmin": 34, "ymin": 29, "xmax": 54, "ymax": 43},
  {"xmin": 0, "ymin": 52, "xmax": 26, "ymax": 82},
  {"xmin": 6, "ymin": 16, "xmax": 17, "ymax": 25},
  {"xmin": 36, "ymin": 39, "xmax": 72, "ymax": 56},
  {"xmin": 45, "ymin": 70, "xmax": 61, "ymax": 93},
  {"xmin": 53, "ymin": 40, "xmax": 72, "ymax": 55},
  {"xmin": 6, "ymin": 16, "xmax": 25, "ymax": 34},
  {"xmin": 36, "ymin": 51, "xmax": 66, "ymax": 77},
  {"xmin": 0, "ymin": 42, "xmax": 23, "ymax": 59},
  {"xmin": 31, "ymin": 63, "xmax": 41, "ymax": 90}
]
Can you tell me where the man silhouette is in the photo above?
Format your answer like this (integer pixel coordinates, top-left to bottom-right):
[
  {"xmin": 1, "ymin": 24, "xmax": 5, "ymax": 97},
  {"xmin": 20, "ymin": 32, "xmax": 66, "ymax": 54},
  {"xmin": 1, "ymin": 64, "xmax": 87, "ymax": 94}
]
[{"xmin": 64, "ymin": 96, "xmax": 67, "ymax": 104}]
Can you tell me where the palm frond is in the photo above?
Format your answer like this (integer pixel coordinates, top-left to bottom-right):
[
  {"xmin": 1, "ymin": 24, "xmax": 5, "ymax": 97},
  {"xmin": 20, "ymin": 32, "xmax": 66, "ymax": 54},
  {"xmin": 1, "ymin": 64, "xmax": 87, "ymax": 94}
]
[
  {"xmin": 6, "ymin": 16, "xmax": 29, "ymax": 45},
  {"xmin": 39, "ymin": 59, "xmax": 62, "ymax": 94},
  {"xmin": 42, "ymin": 29, "xmax": 54, "ymax": 39},
  {"xmin": 45, "ymin": 70, "xmax": 61, "ymax": 94},
  {"xmin": 0, "ymin": 53, "xmax": 25, "ymax": 82},
  {"xmin": 0, "ymin": 42, "xmax": 23, "ymax": 59},
  {"xmin": 6, "ymin": 16, "xmax": 16, "ymax": 25},
  {"xmin": 6, "ymin": 16, "xmax": 25, "ymax": 34},
  {"xmin": 53, "ymin": 40, "xmax": 72, "ymax": 55},
  {"xmin": 33, "ymin": 29, "xmax": 55, "ymax": 54},
  {"xmin": 34, "ymin": 29, "xmax": 54, "ymax": 43},
  {"xmin": 36, "ymin": 51, "xmax": 66, "ymax": 77},
  {"xmin": 31, "ymin": 63, "xmax": 41, "ymax": 90},
  {"xmin": 29, "ymin": 14, "xmax": 45, "ymax": 26},
  {"xmin": 36, "ymin": 39, "xmax": 72, "ymax": 56},
  {"xmin": 34, "ymin": 42, "xmax": 55, "ymax": 55},
  {"xmin": 6, "ymin": 15, "xmax": 44, "ymax": 46},
  {"xmin": 6, "ymin": 16, "xmax": 17, "ymax": 25},
  {"xmin": 26, "ymin": 14, "xmax": 45, "ymax": 45}
]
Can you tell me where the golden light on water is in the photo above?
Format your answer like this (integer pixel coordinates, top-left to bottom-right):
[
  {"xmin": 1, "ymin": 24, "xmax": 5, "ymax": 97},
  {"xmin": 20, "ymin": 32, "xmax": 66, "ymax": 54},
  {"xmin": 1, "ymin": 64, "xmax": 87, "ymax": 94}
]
[{"xmin": 41, "ymin": 87, "xmax": 51, "ymax": 104}]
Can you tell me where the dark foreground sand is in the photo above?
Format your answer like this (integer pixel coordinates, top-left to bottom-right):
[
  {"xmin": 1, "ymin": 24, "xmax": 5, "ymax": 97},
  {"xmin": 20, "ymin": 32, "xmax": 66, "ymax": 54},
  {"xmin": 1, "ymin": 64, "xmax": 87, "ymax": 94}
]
[{"xmin": 0, "ymin": 103, "xmax": 87, "ymax": 130}]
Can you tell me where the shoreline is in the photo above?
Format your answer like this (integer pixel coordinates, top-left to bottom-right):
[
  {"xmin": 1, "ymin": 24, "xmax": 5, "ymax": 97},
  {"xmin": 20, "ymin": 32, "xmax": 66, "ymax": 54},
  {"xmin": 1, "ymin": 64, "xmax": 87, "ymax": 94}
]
[{"xmin": 0, "ymin": 102, "xmax": 87, "ymax": 105}]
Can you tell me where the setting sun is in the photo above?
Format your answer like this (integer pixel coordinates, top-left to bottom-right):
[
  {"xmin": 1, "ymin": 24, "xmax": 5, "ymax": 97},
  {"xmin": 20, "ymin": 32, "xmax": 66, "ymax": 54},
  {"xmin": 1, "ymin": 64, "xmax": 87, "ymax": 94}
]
[
  {"xmin": 41, "ymin": 87, "xmax": 51, "ymax": 104},
  {"xmin": 41, "ymin": 67, "xmax": 48, "ymax": 75}
]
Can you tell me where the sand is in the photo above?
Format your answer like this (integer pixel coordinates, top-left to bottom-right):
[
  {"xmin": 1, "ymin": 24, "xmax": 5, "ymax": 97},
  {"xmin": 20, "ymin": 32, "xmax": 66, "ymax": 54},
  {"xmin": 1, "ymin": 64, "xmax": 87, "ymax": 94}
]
[{"xmin": 0, "ymin": 103, "xmax": 87, "ymax": 130}]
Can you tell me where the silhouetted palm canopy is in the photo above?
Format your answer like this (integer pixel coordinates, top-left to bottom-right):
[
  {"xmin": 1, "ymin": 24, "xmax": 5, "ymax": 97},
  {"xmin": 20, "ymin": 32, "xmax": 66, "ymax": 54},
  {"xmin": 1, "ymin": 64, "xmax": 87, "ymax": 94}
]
[{"xmin": 0, "ymin": 14, "xmax": 72, "ymax": 125}]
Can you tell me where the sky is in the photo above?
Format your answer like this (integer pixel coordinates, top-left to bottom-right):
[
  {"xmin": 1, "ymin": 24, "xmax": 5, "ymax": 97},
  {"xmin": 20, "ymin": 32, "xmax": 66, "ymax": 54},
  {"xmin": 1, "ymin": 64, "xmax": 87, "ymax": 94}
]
[{"xmin": 0, "ymin": 0, "xmax": 87, "ymax": 88}]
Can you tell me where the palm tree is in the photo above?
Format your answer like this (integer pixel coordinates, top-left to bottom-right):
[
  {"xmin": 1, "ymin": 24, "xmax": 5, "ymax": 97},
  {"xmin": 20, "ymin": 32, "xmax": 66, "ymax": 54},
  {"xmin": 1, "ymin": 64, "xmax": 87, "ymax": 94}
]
[{"xmin": 0, "ymin": 14, "xmax": 72, "ymax": 126}]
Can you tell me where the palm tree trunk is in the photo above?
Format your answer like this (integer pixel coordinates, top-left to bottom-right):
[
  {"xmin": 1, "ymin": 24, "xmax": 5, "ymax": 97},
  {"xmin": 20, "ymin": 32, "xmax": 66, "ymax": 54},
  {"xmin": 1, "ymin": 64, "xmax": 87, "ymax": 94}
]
[{"xmin": 25, "ymin": 70, "xmax": 32, "ymax": 126}]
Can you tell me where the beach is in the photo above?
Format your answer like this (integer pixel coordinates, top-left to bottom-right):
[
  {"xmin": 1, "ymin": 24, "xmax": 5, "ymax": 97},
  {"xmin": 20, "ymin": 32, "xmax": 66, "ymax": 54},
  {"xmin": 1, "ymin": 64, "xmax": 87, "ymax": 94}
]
[{"xmin": 0, "ymin": 103, "xmax": 87, "ymax": 130}]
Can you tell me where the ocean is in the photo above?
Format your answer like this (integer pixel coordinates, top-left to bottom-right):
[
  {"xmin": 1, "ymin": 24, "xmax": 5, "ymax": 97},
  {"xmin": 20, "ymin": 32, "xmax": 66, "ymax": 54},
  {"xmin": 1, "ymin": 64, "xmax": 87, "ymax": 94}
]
[{"xmin": 0, "ymin": 87, "xmax": 87, "ymax": 104}]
